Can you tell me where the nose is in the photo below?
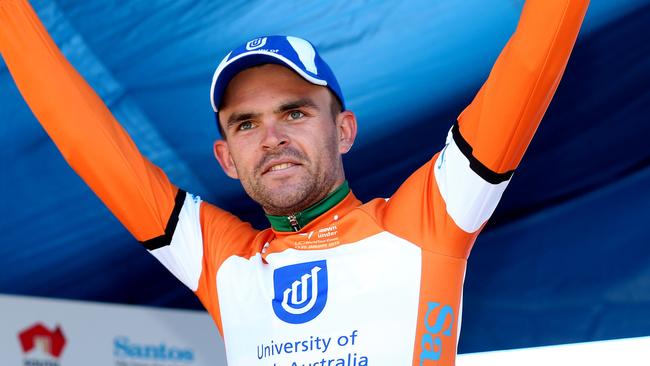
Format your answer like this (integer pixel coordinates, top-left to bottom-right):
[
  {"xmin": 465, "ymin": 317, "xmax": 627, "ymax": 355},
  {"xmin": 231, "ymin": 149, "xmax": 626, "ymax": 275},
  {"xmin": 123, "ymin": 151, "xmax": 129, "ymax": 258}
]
[{"xmin": 260, "ymin": 121, "xmax": 289, "ymax": 150}]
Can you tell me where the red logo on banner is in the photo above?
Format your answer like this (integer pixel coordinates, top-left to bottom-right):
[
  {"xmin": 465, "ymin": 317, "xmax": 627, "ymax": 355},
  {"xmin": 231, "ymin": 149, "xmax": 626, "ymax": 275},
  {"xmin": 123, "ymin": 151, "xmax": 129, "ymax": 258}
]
[{"xmin": 18, "ymin": 323, "xmax": 66, "ymax": 358}]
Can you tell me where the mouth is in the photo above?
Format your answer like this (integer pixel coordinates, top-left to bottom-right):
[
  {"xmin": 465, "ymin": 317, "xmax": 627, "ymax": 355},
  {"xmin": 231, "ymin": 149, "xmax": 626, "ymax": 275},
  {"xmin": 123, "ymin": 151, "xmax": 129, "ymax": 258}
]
[
  {"xmin": 269, "ymin": 162, "xmax": 296, "ymax": 172},
  {"xmin": 262, "ymin": 160, "xmax": 302, "ymax": 175}
]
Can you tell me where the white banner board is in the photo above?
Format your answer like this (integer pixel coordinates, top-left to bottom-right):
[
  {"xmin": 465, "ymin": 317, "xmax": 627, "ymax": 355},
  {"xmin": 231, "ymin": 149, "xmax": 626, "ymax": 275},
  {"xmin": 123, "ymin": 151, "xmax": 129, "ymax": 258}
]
[
  {"xmin": 0, "ymin": 294, "xmax": 227, "ymax": 366},
  {"xmin": 458, "ymin": 336, "xmax": 650, "ymax": 366},
  {"xmin": 2, "ymin": 293, "xmax": 647, "ymax": 366}
]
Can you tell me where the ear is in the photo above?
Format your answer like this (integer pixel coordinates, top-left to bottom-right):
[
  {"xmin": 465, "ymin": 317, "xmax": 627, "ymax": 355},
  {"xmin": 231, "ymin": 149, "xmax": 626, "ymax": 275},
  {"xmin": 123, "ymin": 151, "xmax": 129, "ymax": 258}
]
[
  {"xmin": 335, "ymin": 110, "xmax": 358, "ymax": 154},
  {"xmin": 213, "ymin": 139, "xmax": 239, "ymax": 179}
]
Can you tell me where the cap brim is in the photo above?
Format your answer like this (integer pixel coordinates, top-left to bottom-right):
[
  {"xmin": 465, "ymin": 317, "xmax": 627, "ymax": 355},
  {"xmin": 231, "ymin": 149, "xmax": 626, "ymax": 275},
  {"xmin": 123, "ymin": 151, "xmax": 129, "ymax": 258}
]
[{"xmin": 210, "ymin": 51, "xmax": 329, "ymax": 112}]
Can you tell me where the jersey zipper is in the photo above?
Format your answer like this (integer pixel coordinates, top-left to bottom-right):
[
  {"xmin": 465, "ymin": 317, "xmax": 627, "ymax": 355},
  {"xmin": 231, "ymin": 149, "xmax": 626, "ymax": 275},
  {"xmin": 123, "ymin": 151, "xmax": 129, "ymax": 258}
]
[{"xmin": 287, "ymin": 214, "xmax": 301, "ymax": 232}]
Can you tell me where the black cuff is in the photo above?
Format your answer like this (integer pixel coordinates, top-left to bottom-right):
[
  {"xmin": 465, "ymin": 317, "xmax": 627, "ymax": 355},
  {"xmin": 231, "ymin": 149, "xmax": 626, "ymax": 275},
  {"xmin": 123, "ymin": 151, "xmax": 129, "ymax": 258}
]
[
  {"xmin": 451, "ymin": 122, "xmax": 514, "ymax": 184},
  {"xmin": 141, "ymin": 189, "xmax": 187, "ymax": 251}
]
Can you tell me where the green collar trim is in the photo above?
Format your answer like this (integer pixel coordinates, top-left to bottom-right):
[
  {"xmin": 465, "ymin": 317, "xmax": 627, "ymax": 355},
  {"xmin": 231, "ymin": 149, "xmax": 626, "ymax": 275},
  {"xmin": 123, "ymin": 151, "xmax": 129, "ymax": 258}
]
[{"xmin": 266, "ymin": 181, "xmax": 350, "ymax": 232}]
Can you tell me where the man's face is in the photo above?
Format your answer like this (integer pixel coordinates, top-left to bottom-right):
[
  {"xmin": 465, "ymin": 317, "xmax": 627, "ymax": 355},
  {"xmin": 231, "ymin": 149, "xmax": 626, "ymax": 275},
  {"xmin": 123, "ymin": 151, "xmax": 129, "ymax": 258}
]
[{"xmin": 214, "ymin": 64, "xmax": 356, "ymax": 216}]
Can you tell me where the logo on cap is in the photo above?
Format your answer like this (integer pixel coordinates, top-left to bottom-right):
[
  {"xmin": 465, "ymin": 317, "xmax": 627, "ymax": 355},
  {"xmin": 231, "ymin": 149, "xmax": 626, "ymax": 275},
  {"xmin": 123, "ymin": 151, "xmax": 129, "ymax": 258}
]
[
  {"xmin": 272, "ymin": 260, "xmax": 328, "ymax": 324},
  {"xmin": 246, "ymin": 37, "xmax": 267, "ymax": 51}
]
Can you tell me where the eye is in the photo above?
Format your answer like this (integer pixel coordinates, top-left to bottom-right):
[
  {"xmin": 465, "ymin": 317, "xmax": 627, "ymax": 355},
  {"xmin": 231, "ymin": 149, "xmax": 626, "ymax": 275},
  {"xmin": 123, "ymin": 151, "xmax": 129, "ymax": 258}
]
[
  {"xmin": 288, "ymin": 110, "xmax": 305, "ymax": 120},
  {"xmin": 237, "ymin": 121, "xmax": 254, "ymax": 131}
]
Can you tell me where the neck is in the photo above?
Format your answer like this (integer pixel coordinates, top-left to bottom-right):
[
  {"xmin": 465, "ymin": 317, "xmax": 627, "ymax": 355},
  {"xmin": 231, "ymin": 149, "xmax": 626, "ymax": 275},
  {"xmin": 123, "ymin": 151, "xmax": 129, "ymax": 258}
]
[{"xmin": 266, "ymin": 181, "xmax": 350, "ymax": 232}]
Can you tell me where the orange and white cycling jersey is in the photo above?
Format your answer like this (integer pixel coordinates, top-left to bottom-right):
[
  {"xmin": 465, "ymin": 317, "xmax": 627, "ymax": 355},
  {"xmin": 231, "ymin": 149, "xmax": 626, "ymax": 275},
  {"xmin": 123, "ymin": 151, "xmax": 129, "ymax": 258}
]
[{"xmin": 0, "ymin": 0, "xmax": 589, "ymax": 364}]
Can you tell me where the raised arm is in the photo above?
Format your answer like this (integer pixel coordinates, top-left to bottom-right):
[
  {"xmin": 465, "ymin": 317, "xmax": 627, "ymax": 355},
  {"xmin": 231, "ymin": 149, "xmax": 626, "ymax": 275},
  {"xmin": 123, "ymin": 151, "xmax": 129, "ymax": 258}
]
[
  {"xmin": 0, "ymin": 0, "xmax": 178, "ymax": 243},
  {"xmin": 382, "ymin": 0, "xmax": 590, "ymax": 257},
  {"xmin": 456, "ymin": 0, "xmax": 590, "ymax": 174}
]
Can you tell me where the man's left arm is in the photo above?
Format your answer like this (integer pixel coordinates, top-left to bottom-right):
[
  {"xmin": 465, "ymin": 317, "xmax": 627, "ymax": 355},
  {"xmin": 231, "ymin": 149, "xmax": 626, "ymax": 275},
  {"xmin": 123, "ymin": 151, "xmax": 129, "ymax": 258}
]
[
  {"xmin": 456, "ymin": 0, "xmax": 589, "ymax": 173},
  {"xmin": 434, "ymin": 0, "xmax": 589, "ymax": 239},
  {"xmin": 383, "ymin": 0, "xmax": 589, "ymax": 257}
]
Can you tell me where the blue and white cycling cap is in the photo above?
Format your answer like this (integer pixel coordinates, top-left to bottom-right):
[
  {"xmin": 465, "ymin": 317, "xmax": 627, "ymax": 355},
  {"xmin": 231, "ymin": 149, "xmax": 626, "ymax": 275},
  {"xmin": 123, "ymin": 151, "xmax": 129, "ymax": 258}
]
[{"xmin": 210, "ymin": 35, "xmax": 345, "ymax": 113}]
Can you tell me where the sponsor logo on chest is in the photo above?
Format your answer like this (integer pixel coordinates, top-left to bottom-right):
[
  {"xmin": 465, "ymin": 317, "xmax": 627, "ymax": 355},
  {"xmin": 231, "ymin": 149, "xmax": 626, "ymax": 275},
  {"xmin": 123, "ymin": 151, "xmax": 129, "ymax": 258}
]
[{"xmin": 272, "ymin": 260, "xmax": 328, "ymax": 324}]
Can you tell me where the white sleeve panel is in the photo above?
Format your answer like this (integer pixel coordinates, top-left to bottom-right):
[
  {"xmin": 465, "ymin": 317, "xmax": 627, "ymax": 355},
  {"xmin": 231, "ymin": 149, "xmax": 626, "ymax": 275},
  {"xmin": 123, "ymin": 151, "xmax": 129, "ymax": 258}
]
[
  {"xmin": 434, "ymin": 129, "xmax": 511, "ymax": 234},
  {"xmin": 150, "ymin": 192, "xmax": 204, "ymax": 292}
]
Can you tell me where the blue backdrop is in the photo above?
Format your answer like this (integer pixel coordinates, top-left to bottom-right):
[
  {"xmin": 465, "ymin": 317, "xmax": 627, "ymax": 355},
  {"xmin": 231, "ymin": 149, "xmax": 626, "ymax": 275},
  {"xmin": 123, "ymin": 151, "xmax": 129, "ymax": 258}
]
[{"xmin": 1, "ymin": 0, "xmax": 649, "ymax": 353}]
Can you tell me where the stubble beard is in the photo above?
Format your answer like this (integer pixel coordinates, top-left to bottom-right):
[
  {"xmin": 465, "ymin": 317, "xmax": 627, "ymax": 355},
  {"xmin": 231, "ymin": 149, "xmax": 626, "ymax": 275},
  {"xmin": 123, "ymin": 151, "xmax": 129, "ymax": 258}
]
[
  {"xmin": 241, "ymin": 143, "xmax": 341, "ymax": 216},
  {"xmin": 253, "ymin": 169, "xmax": 333, "ymax": 216}
]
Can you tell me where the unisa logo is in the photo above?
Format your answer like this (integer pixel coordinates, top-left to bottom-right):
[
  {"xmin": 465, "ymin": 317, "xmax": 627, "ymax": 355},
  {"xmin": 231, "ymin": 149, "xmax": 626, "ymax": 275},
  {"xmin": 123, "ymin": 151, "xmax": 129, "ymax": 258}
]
[
  {"xmin": 246, "ymin": 37, "xmax": 267, "ymax": 50},
  {"xmin": 272, "ymin": 260, "xmax": 328, "ymax": 324}
]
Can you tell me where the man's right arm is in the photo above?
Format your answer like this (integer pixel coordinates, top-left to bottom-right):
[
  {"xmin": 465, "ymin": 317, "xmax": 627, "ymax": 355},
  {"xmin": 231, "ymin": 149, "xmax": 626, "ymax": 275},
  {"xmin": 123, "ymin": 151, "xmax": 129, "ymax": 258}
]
[
  {"xmin": 1, "ymin": 2, "xmax": 261, "ymax": 323},
  {"xmin": 0, "ymin": 0, "xmax": 180, "ymax": 243}
]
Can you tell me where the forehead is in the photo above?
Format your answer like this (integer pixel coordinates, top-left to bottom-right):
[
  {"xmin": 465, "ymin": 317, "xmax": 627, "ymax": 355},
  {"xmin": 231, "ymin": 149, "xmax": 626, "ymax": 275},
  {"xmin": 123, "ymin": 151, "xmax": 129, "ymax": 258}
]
[{"xmin": 219, "ymin": 64, "xmax": 328, "ymax": 113}]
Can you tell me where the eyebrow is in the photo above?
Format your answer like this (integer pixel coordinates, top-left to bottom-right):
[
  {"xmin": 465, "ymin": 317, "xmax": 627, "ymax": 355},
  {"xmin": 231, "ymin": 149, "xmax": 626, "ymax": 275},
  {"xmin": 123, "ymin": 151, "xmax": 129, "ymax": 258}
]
[
  {"xmin": 225, "ymin": 98, "xmax": 320, "ymax": 130},
  {"xmin": 274, "ymin": 98, "xmax": 320, "ymax": 114}
]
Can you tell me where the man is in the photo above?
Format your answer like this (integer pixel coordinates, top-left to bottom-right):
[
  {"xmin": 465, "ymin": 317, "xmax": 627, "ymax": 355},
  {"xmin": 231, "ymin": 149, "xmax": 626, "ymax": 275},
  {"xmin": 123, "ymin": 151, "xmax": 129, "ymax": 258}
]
[{"xmin": 0, "ymin": 0, "xmax": 589, "ymax": 365}]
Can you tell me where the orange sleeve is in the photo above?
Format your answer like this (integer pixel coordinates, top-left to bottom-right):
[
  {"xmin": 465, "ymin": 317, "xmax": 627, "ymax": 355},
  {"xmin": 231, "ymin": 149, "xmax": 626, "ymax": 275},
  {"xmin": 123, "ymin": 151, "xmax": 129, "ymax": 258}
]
[
  {"xmin": 458, "ymin": 0, "xmax": 590, "ymax": 173},
  {"xmin": 0, "ymin": 0, "xmax": 175, "ymax": 242},
  {"xmin": 381, "ymin": 0, "xmax": 589, "ymax": 258}
]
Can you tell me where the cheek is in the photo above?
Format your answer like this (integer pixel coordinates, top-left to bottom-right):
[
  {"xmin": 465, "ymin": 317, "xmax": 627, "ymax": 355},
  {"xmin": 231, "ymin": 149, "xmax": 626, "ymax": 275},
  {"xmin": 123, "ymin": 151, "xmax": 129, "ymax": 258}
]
[
  {"xmin": 228, "ymin": 142, "xmax": 257, "ymax": 174},
  {"xmin": 309, "ymin": 132, "xmax": 339, "ymax": 169},
  {"xmin": 322, "ymin": 126, "xmax": 340, "ymax": 155}
]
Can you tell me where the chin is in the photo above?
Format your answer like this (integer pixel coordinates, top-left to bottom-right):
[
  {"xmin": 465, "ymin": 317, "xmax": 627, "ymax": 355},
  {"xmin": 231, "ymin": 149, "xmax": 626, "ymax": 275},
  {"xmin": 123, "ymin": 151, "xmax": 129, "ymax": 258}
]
[
  {"xmin": 244, "ymin": 180, "xmax": 299, "ymax": 209},
  {"xmin": 266, "ymin": 189, "xmax": 307, "ymax": 209},
  {"xmin": 249, "ymin": 171, "xmax": 329, "ymax": 213}
]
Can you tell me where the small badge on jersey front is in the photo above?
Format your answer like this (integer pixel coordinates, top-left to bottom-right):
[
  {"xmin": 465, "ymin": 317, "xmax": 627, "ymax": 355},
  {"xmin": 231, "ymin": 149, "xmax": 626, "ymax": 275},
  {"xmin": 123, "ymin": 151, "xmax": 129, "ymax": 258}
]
[{"xmin": 272, "ymin": 260, "xmax": 328, "ymax": 324}]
